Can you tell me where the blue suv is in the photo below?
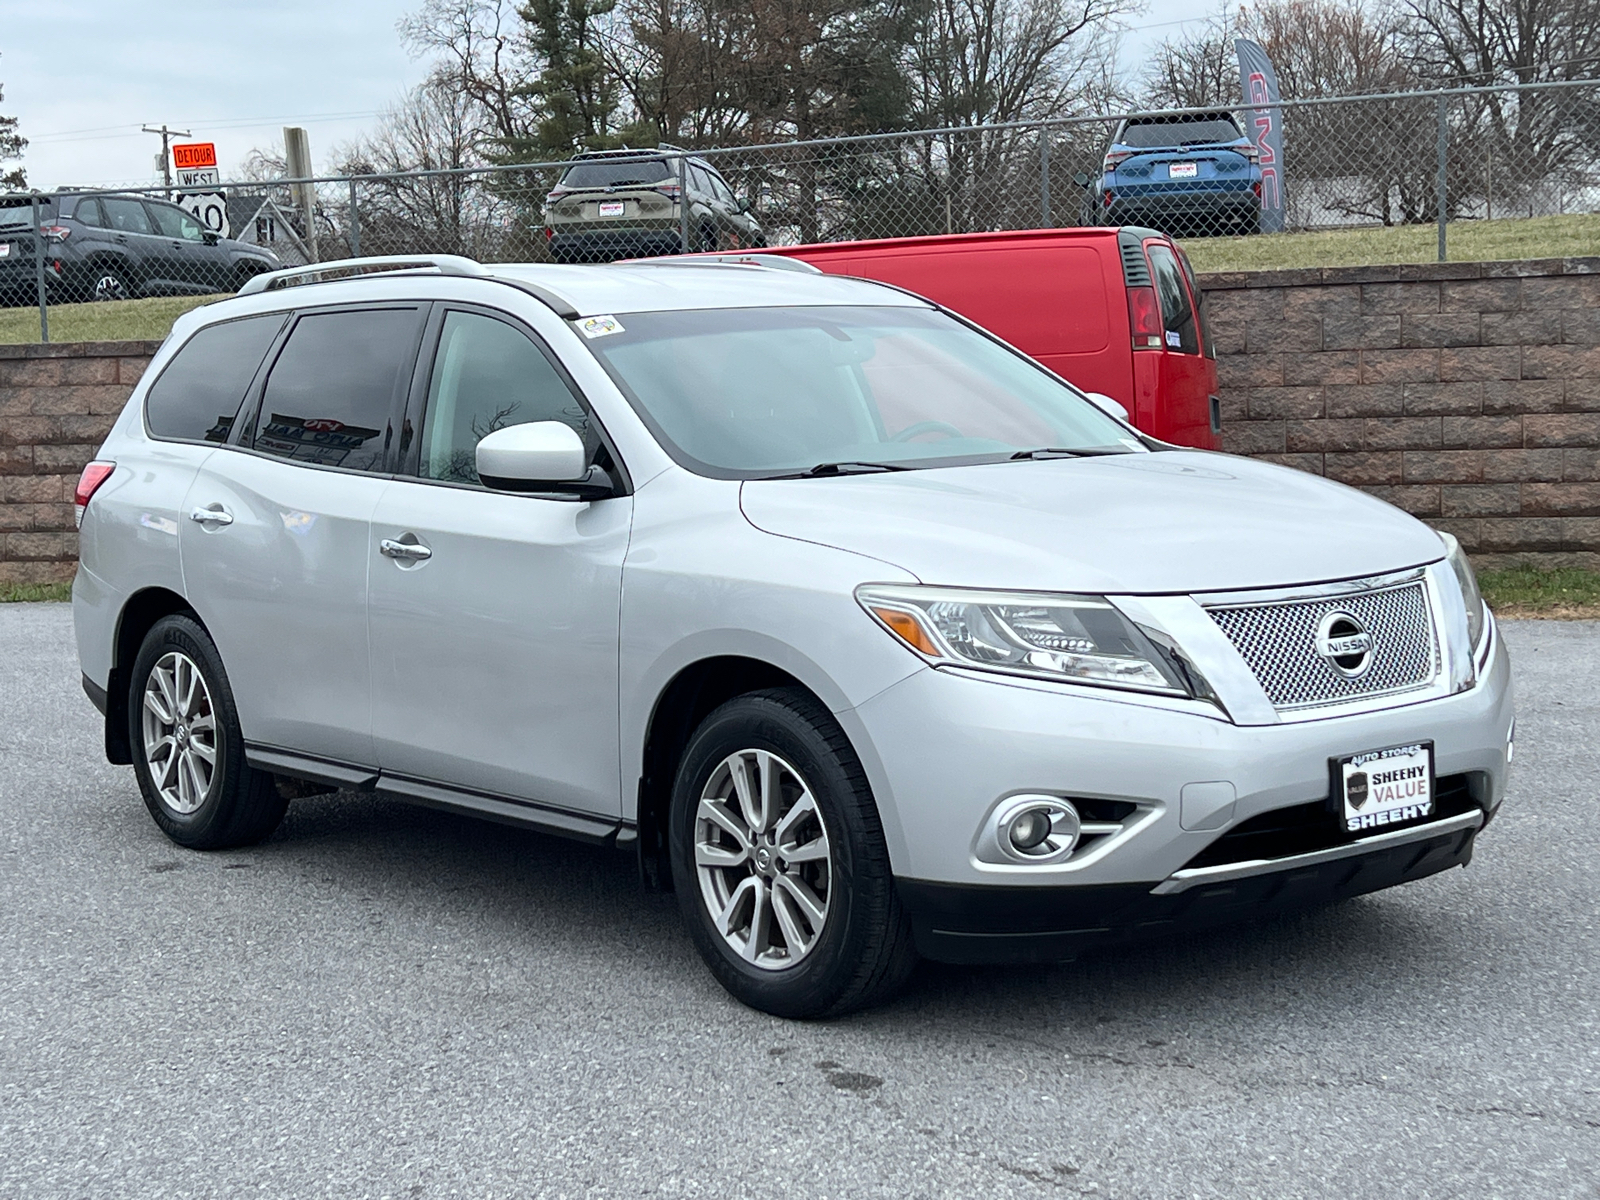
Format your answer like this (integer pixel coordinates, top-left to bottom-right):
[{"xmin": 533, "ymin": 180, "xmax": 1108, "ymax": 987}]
[{"xmin": 1083, "ymin": 113, "xmax": 1263, "ymax": 237}]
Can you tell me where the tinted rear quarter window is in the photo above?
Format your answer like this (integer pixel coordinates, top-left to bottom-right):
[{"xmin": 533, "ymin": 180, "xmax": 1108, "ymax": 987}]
[
  {"xmin": 252, "ymin": 308, "xmax": 421, "ymax": 472},
  {"xmin": 145, "ymin": 314, "xmax": 287, "ymax": 443},
  {"xmin": 1145, "ymin": 243, "xmax": 1199, "ymax": 355},
  {"xmin": 72, "ymin": 198, "xmax": 105, "ymax": 227}
]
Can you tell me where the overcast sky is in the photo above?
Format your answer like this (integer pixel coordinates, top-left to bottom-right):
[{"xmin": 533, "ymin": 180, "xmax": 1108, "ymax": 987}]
[{"xmin": 5, "ymin": 0, "xmax": 1211, "ymax": 190}]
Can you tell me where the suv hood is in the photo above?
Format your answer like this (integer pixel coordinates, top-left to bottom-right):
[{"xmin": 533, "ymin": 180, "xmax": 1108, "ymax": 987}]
[{"xmin": 738, "ymin": 452, "xmax": 1445, "ymax": 595}]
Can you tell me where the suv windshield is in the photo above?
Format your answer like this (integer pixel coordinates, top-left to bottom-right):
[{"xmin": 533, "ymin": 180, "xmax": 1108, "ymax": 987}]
[
  {"xmin": 1118, "ymin": 119, "xmax": 1242, "ymax": 148},
  {"xmin": 584, "ymin": 306, "xmax": 1140, "ymax": 478},
  {"xmin": 559, "ymin": 159, "xmax": 673, "ymax": 189}
]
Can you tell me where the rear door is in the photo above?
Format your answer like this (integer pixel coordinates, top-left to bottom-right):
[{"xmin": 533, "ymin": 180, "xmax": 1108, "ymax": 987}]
[
  {"xmin": 1143, "ymin": 239, "xmax": 1216, "ymax": 448},
  {"xmin": 181, "ymin": 304, "xmax": 426, "ymax": 767}
]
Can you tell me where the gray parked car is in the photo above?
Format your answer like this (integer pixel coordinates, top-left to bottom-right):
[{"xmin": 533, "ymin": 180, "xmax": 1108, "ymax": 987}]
[
  {"xmin": 544, "ymin": 148, "xmax": 764, "ymax": 262},
  {"xmin": 72, "ymin": 253, "xmax": 1512, "ymax": 1018},
  {"xmin": 0, "ymin": 192, "xmax": 279, "ymax": 304}
]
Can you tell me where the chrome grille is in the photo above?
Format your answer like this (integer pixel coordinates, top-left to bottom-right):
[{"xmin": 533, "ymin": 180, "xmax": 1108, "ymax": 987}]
[{"xmin": 1205, "ymin": 580, "xmax": 1438, "ymax": 710}]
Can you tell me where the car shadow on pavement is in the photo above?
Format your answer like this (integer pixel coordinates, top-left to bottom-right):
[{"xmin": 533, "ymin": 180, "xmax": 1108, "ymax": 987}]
[{"xmin": 247, "ymin": 786, "xmax": 1475, "ymax": 1027}]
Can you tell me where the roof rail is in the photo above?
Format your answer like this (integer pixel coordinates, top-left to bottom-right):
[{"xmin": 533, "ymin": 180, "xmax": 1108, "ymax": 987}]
[
  {"xmin": 236, "ymin": 254, "xmax": 490, "ymax": 296},
  {"xmin": 627, "ymin": 253, "xmax": 822, "ymax": 275}
]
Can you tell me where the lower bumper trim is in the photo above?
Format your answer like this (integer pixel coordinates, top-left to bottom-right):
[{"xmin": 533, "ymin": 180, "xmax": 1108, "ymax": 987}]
[{"xmin": 897, "ymin": 814, "xmax": 1481, "ymax": 965}]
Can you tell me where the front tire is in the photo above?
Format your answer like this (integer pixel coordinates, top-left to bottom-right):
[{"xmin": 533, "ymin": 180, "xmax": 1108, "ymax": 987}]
[
  {"xmin": 128, "ymin": 615, "xmax": 287, "ymax": 849},
  {"xmin": 669, "ymin": 688, "xmax": 916, "ymax": 1018}
]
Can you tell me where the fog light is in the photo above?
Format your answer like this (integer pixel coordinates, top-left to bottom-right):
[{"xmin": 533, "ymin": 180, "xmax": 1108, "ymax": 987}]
[{"xmin": 1008, "ymin": 808, "xmax": 1053, "ymax": 851}]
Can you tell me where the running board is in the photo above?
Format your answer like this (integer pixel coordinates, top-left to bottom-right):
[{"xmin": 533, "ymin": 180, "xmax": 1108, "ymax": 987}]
[{"xmin": 244, "ymin": 743, "xmax": 628, "ymax": 848}]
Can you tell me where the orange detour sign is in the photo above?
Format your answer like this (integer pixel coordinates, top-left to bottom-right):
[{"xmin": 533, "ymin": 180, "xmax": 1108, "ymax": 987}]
[{"xmin": 172, "ymin": 142, "xmax": 218, "ymax": 170}]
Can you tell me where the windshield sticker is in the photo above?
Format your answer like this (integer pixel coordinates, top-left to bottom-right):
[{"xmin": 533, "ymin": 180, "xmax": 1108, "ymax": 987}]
[
  {"xmin": 578, "ymin": 315, "xmax": 625, "ymax": 339},
  {"xmin": 1165, "ymin": 330, "xmax": 1182, "ymax": 348}
]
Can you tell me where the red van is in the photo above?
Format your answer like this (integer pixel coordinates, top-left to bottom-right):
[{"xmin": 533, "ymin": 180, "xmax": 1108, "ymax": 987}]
[{"xmin": 754, "ymin": 228, "xmax": 1221, "ymax": 450}]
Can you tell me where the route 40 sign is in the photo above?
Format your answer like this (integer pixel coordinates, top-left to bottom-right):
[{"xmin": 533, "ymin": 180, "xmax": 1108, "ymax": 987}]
[
  {"xmin": 177, "ymin": 191, "xmax": 230, "ymax": 239},
  {"xmin": 171, "ymin": 143, "xmax": 229, "ymax": 238}
]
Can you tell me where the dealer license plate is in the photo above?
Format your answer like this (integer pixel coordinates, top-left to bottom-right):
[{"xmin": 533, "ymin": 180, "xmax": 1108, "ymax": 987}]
[
  {"xmin": 0, "ymin": 243, "xmax": 10, "ymax": 258},
  {"xmin": 597, "ymin": 200, "xmax": 626, "ymax": 217},
  {"xmin": 1167, "ymin": 161, "xmax": 1198, "ymax": 179},
  {"xmin": 1333, "ymin": 742, "xmax": 1434, "ymax": 835}
]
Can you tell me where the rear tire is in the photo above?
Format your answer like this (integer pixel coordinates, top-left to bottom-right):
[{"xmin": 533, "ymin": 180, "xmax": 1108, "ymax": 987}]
[
  {"xmin": 128, "ymin": 615, "xmax": 287, "ymax": 850},
  {"xmin": 85, "ymin": 264, "xmax": 132, "ymax": 303},
  {"xmin": 668, "ymin": 688, "xmax": 917, "ymax": 1018}
]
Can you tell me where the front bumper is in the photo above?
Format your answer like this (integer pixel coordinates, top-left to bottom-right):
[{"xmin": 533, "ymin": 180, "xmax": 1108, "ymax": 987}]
[
  {"xmin": 898, "ymin": 808, "xmax": 1481, "ymax": 963},
  {"xmin": 843, "ymin": 617, "xmax": 1512, "ymax": 962}
]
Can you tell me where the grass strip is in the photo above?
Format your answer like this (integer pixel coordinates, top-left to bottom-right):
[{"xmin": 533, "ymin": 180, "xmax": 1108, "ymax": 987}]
[
  {"xmin": 0, "ymin": 581, "xmax": 72, "ymax": 603},
  {"xmin": 1183, "ymin": 212, "xmax": 1600, "ymax": 274},
  {"xmin": 1479, "ymin": 565, "xmax": 1600, "ymax": 620},
  {"xmin": 0, "ymin": 294, "xmax": 223, "ymax": 345}
]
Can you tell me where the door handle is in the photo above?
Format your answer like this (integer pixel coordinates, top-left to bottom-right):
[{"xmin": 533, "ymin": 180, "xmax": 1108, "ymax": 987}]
[
  {"xmin": 189, "ymin": 505, "xmax": 233, "ymax": 526},
  {"xmin": 379, "ymin": 538, "xmax": 432, "ymax": 561}
]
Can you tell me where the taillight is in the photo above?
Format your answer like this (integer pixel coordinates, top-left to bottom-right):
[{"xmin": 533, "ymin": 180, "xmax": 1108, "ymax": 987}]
[
  {"xmin": 74, "ymin": 460, "xmax": 115, "ymax": 527},
  {"xmin": 1128, "ymin": 287, "xmax": 1163, "ymax": 350},
  {"xmin": 1103, "ymin": 190, "xmax": 1114, "ymax": 208},
  {"xmin": 39, "ymin": 224, "xmax": 70, "ymax": 242},
  {"xmin": 1103, "ymin": 149, "xmax": 1134, "ymax": 171}
]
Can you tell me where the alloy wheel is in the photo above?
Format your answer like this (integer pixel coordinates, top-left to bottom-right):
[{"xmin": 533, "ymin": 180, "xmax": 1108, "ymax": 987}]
[
  {"xmin": 92, "ymin": 273, "xmax": 129, "ymax": 302},
  {"xmin": 694, "ymin": 748, "xmax": 832, "ymax": 970},
  {"xmin": 140, "ymin": 651, "xmax": 218, "ymax": 815}
]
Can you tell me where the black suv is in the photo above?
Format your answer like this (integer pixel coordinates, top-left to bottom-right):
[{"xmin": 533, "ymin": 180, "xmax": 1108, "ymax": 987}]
[
  {"xmin": 0, "ymin": 193, "xmax": 280, "ymax": 305},
  {"xmin": 543, "ymin": 149, "xmax": 765, "ymax": 263}
]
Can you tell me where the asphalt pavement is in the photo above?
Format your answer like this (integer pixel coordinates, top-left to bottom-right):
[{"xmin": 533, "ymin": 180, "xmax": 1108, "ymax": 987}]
[{"xmin": 1, "ymin": 603, "xmax": 1596, "ymax": 1199}]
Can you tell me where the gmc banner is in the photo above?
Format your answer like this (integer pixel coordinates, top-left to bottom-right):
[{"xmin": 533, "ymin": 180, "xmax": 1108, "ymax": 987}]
[{"xmin": 1235, "ymin": 38, "xmax": 1286, "ymax": 233}]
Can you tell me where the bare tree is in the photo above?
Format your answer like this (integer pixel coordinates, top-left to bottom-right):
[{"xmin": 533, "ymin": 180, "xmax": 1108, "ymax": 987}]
[
  {"xmin": 334, "ymin": 76, "xmax": 526, "ymax": 257},
  {"xmin": 0, "ymin": 71, "xmax": 25, "ymax": 190}
]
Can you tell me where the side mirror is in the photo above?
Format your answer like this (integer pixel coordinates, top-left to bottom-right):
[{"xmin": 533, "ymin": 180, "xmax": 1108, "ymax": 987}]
[
  {"xmin": 202, "ymin": 230, "xmax": 220, "ymax": 246},
  {"xmin": 1073, "ymin": 171, "xmax": 1091, "ymax": 187},
  {"xmin": 477, "ymin": 421, "xmax": 607, "ymax": 497},
  {"xmin": 738, "ymin": 199, "xmax": 753, "ymax": 213},
  {"xmin": 1085, "ymin": 391, "xmax": 1130, "ymax": 423}
]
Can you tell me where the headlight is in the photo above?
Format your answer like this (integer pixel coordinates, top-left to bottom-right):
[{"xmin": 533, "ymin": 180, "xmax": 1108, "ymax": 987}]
[
  {"xmin": 1440, "ymin": 532, "xmax": 1486, "ymax": 650},
  {"xmin": 856, "ymin": 584, "xmax": 1198, "ymax": 697}
]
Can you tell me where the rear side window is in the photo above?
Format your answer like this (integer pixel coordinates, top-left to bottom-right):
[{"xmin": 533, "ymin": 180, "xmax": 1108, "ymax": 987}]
[
  {"xmin": 252, "ymin": 308, "xmax": 421, "ymax": 472},
  {"xmin": 1145, "ymin": 243, "xmax": 1199, "ymax": 355},
  {"xmin": 72, "ymin": 199, "xmax": 104, "ymax": 227},
  {"xmin": 145, "ymin": 315, "xmax": 287, "ymax": 443},
  {"xmin": 418, "ymin": 310, "xmax": 590, "ymax": 486}
]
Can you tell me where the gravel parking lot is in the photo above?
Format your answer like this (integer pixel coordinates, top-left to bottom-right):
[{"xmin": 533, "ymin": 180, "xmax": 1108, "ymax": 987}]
[{"xmin": 0, "ymin": 603, "xmax": 1595, "ymax": 1199}]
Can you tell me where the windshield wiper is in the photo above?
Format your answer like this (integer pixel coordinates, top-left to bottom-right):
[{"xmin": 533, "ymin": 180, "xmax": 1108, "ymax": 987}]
[
  {"xmin": 1009, "ymin": 446, "xmax": 1133, "ymax": 460},
  {"xmin": 771, "ymin": 461, "xmax": 913, "ymax": 478}
]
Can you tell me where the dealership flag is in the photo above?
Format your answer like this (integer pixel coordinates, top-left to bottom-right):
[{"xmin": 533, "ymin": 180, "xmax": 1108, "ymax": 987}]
[{"xmin": 1235, "ymin": 38, "xmax": 1286, "ymax": 232}]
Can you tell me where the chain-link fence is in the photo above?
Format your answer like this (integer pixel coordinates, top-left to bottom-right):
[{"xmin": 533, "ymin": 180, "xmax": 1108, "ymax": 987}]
[{"xmin": 4, "ymin": 79, "xmax": 1598, "ymax": 340}]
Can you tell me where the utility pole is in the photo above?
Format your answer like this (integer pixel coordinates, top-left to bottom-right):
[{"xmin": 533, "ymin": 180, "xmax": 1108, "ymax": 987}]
[{"xmin": 142, "ymin": 124, "xmax": 193, "ymax": 192}]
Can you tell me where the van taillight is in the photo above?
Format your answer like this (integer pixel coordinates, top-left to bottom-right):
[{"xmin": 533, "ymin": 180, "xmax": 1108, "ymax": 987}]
[
  {"xmin": 1128, "ymin": 287, "xmax": 1163, "ymax": 350},
  {"xmin": 73, "ymin": 460, "xmax": 115, "ymax": 528}
]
